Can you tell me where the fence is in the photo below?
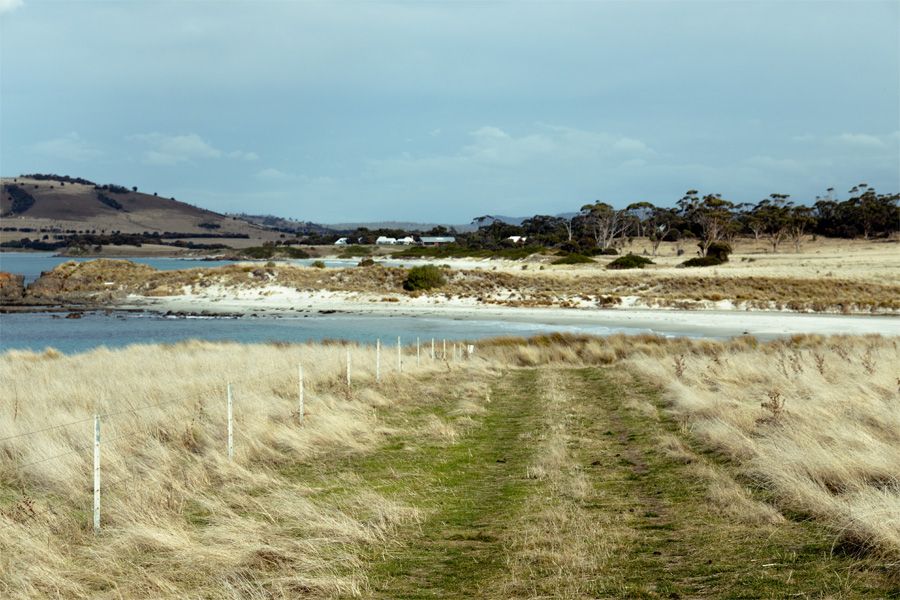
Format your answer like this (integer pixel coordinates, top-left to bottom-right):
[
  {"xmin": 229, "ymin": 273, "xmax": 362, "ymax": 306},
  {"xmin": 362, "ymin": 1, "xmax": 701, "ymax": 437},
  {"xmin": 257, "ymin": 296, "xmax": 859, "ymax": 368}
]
[{"xmin": 0, "ymin": 338, "xmax": 478, "ymax": 533}]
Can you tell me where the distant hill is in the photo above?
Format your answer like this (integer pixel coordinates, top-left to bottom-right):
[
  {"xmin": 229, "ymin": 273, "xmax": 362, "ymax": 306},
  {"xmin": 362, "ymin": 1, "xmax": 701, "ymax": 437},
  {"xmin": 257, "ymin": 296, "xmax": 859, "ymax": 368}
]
[
  {"xmin": 234, "ymin": 213, "xmax": 333, "ymax": 235},
  {"xmin": 324, "ymin": 221, "xmax": 477, "ymax": 233},
  {"xmin": 1, "ymin": 174, "xmax": 272, "ymax": 238}
]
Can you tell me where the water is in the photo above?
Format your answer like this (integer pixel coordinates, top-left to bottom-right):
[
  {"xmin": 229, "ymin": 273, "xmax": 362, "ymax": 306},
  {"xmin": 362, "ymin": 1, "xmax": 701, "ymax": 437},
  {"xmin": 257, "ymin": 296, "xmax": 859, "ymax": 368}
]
[
  {"xmin": 0, "ymin": 311, "xmax": 663, "ymax": 355},
  {"xmin": 0, "ymin": 252, "xmax": 452, "ymax": 283}
]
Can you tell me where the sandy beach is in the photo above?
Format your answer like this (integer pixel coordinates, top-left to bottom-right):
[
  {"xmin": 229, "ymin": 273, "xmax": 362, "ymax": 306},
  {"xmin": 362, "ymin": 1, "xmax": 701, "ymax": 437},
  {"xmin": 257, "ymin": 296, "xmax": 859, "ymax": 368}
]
[{"xmin": 119, "ymin": 285, "xmax": 900, "ymax": 339}]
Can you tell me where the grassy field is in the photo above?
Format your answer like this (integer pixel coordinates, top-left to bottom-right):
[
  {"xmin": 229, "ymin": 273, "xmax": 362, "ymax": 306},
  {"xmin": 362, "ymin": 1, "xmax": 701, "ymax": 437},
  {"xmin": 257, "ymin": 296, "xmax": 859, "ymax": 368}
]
[{"xmin": 1, "ymin": 335, "xmax": 898, "ymax": 597}]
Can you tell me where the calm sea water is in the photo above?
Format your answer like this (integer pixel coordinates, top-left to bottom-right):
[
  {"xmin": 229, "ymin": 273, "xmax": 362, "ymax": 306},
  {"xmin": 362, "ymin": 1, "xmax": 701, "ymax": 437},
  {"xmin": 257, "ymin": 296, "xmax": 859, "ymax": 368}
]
[
  {"xmin": 0, "ymin": 311, "xmax": 670, "ymax": 355},
  {"xmin": 0, "ymin": 252, "xmax": 401, "ymax": 283}
]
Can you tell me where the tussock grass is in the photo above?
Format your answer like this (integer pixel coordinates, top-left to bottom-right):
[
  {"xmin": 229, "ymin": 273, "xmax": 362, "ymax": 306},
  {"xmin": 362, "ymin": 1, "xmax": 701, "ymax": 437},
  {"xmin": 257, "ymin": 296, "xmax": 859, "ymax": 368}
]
[
  {"xmin": 0, "ymin": 341, "xmax": 462, "ymax": 598},
  {"xmin": 628, "ymin": 335, "xmax": 900, "ymax": 559}
]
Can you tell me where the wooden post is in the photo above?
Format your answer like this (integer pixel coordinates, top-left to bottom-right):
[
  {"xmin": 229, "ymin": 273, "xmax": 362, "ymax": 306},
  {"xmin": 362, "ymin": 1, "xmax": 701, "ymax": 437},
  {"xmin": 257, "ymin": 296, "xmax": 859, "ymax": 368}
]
[
  {"xmin": 443, "ymin": 339, "xmax": 447, "ymax": 360},
  {"xmin": 93, "ymin": 414, "xmax": 100, "ymax": 533},
  {"xmin": 417, "ymin": 337, "xmax": 421, "ymax": 367},
  {"xmin": 346, "ymin": 348, "xmax": 351, "ymax": 386},
  {"xmin": 376, "ymin": 339, "xmax": 381, "ymax": 383},
  {"xmin": 298, "ymin": 363, "xmax": 304, "ymax": 423},
  {"xmin": 397, "ymin": 336, "xmax": 402, "ymax": 373},
  {"xmin": 431, "ymin": 338, "xmax": 435, "ymax": 360},
  {"xmin": 227, "ymin": 383, "xmax": 234, "ymax": 460}
]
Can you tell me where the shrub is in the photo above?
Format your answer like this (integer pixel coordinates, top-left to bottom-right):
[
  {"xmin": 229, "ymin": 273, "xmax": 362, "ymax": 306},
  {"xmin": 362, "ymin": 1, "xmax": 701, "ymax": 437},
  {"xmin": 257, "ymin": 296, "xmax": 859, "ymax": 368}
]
[
  {"xmin": 358, "ymin": 257, "xmax": 376, "ymax": 267},
  {"xmin": 706, "ymin": 241, "xmax": 732, "ymax": 262},
  {"xmin": 552, "ymin": 254, "xmax": 595, "ymax": 265},
  {"xmin": 311, "ymin": 260, "xmax": 326, "ymax": 269},
  {"xmin": 587, "ymin": 247, "xmax": 619, "ymax": 256},
  {"xmin": 403, "ymin": 265, "xmax": 445, "ymax": 291},
  {"xmin": 679, "ymin": 256, "xmax": 725, "ymax": 268},
  {"xmin": 606, "ymin": 254, "xmax": 654, "ymax": 270}
]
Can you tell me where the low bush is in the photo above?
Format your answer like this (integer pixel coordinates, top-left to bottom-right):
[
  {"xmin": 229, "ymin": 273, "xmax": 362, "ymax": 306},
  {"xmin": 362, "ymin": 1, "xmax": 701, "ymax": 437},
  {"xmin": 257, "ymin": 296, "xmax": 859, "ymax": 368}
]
[
  {"xmin": 403, "ymin": 265, "xmax": 445, "ymax": 291},
  {"xmin": 587, "ymin": 247, "xmax": 619, "ymax": 256},
  {"xmin": 311, "ymin": 260, "xmax": 326, "ymax": 269},
  {"xmin": 358, "ymin": 258, "xmax": 376, "ymax": 267},
  {"xmin": 606, "ymin": 254, "xmax": 654, "ymax": 270},
  {"xmin": 552, "ymin": 254, "xmax": 595, "ymax": 265},
  {"xmin": 679, "ymin": 256, "xmax": 725, "ymax": 268}
]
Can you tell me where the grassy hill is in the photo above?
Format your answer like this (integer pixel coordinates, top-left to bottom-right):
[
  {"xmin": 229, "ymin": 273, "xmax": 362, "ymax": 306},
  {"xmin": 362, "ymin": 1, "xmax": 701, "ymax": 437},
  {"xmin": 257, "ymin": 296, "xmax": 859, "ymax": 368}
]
[{"xmin": 0, "ymin": 175, "xmax": 275, "ymax": 240}]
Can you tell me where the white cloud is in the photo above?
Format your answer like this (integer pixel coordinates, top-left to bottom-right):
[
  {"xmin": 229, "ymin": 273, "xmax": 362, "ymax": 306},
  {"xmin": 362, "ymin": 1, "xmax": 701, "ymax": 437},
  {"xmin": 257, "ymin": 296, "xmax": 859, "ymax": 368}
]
[
  {"xmin": 129, "ymin": 132, "xmax": 257, "ymax": 165},
  {"xmin": 256, "ymin": 167, "xmax": 292, "ymax": 181},
  {"xmin": 29, "ymin": 132, "xmax": 101, "ymax": 161},
  {"xmin": 369, "ymin": 124, "xmax": 654, "ymax": 177},
  {"xmin": 832, "ymin": 133, "xmax": 886, "ymax": 148},
  {"xmin": 0, "ymin": 0, "xmax": 23, "ymax": 15}
]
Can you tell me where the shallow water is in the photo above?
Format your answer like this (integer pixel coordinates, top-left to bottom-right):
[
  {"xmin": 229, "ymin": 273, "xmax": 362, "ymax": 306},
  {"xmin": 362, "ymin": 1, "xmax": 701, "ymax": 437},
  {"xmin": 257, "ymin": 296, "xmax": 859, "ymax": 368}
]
[{"xmin": 0, "ymin": 310, "xmax": 671, "ymax": 355}]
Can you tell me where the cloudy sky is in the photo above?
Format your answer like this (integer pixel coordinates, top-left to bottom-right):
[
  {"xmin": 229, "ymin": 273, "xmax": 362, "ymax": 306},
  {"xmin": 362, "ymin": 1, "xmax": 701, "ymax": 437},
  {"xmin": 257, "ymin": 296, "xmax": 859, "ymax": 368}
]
[{"xmin": 1, "ymin": 1, "xmax": 897, "ymax": 223}]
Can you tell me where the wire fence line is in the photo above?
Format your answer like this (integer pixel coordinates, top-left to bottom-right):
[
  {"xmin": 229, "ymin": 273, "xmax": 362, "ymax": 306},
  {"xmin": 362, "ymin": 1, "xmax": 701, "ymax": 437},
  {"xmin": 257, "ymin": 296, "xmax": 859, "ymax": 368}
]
[{"xmin": 0, "ymin": 338, "xmax": 478, "ymax": 533}]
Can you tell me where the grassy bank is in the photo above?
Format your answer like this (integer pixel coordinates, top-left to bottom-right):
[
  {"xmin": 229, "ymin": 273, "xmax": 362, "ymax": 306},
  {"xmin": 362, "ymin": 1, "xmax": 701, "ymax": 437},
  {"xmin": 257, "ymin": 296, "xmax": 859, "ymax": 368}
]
[{"xmin": 1, "ymin": 335, "xmax": 898, "ymax": 597}]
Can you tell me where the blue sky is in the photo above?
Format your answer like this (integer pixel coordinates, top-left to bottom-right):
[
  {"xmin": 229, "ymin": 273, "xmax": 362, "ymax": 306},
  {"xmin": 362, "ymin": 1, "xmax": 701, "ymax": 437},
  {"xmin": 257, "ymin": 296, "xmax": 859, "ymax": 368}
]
[{"xmin": 1, "ymin": 1, "xmax": 898, "ymax": 223}]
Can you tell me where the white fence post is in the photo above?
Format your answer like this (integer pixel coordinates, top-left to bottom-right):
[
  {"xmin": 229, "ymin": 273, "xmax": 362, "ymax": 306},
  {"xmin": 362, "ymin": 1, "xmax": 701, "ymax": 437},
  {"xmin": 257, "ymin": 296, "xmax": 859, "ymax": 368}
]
[
  {"xmin": 298, "ymin": 363, "xmax": 304, "ymax": 423},
  {"xmin": 227, "ymin": 383, "xmax": 234, "ymax": 460},
  {"xmin": 346, "ymin": 348, "xmax": 352, "ymax": 386},
  {"xmin": 93, "ymin": 414, "xmax": 100, "ymax": 533},
  {"xmin": 443, "ymin": 339, "xmax": 447, "ymax": 360},
  {"xmin": 417, "ymin": 337, "xmax": 421, "ymax": 367},
  {"xmin": 397, "ymin": 336, "xmax": 402, "ymax": 373},
  {"xmin": 376, "ymin": 339, "xmax": 381, "ymax": 383}
]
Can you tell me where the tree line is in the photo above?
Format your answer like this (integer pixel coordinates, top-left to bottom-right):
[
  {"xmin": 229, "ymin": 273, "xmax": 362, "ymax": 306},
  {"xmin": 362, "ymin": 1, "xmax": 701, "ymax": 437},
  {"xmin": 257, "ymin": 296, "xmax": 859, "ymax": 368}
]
[{"xmin": 466, "ymin": 185, "xmax": 898, "ymax": 256}]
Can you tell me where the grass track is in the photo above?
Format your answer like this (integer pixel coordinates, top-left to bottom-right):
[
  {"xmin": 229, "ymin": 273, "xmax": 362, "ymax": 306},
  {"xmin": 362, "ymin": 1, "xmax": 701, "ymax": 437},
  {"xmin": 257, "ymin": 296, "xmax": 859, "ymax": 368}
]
[{"xmin": 287, "ymin": 366, "xmax": 899, "ymax": 598}]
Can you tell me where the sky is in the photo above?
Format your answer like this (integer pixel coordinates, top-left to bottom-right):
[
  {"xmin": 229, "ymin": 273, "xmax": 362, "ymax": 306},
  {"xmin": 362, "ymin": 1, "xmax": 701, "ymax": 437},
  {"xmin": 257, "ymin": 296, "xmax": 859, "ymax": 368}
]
[{"xmin": 1, "ymin": 1, "xmax": 898, "ymax": 224}]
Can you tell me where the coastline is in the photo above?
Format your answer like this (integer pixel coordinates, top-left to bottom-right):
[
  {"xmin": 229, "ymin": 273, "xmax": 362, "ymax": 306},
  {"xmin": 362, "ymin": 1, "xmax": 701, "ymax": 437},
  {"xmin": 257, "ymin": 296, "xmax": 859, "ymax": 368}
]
[{"xmin": 115, "ymin": 287, "xmax": 900, "ymax": 338}]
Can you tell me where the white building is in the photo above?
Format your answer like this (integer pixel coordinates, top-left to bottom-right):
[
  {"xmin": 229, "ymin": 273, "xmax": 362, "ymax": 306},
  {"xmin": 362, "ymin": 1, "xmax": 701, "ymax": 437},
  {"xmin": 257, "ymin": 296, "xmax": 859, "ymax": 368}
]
[
  {"xmin": 375, "ymin": 236, "xmax": 397, "ymax": 245},
  {"xmin": 334, "ymin": 237, "xmax": 349, "ymax": 245}
]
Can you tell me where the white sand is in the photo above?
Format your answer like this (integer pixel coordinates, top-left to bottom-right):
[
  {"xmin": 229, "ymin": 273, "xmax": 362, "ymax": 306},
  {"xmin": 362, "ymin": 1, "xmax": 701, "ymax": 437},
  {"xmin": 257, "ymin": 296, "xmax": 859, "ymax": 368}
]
[{"xmin": 120, "ymin": 285, "xmax": 900, "ymax": 339}]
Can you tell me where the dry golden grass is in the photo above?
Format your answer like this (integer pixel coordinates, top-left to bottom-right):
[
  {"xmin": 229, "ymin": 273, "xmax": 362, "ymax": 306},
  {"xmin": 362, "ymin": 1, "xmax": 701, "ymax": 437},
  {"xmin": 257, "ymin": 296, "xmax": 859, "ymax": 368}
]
[
  {"xmin": 0, "ymin": 341, "xmax": 471, "ymax": 598},
  {"xmin": 498, "ymin": 369, "xmax": 613, "ymax": 598},
  {"xmin": 628, "ymin": 335, "xmax": 900, "ymax": 559}
]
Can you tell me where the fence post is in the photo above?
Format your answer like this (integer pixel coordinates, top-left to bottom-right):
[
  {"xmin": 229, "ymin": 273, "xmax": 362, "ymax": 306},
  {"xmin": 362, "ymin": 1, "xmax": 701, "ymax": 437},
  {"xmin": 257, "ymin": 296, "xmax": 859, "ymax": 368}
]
[
  {"xmin": 298, "ymin": 363, "xmax": 304, "ymax": 423},
  {"xmin": 93, "ymin": 414, "xmax": 100, "ymax": 533},
  {"xmin": 376, "ymin": 339, "xmax": 381, "ymax": 383},
  {"xmin": 431, "ymin": 338, "xmax": 435, "ymax": 361},
  {"xmin": 227, "ymin": 383, "xmax": 234, "ymax": 460},
  {"xmin": 346, "ymin": 348, "xmax": 352, "ymax": 386},
  {"xmin": 397, "ymin": 336, "xmax": 402, "ymax": 373},
  {"xmin": 443, "ymin": 339, "xmax": 447, "ymax": 360},
  {"xmin": 417, "ymin": 337, "xmax": 420, "ymax": 367}
]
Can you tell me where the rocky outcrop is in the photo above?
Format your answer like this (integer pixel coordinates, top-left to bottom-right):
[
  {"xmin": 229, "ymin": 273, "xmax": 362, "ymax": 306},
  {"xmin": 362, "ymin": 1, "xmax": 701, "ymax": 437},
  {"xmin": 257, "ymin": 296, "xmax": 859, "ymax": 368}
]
[{"xmin": 0, "ymin": 272, "xmax": 25, "ymax": 303}]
